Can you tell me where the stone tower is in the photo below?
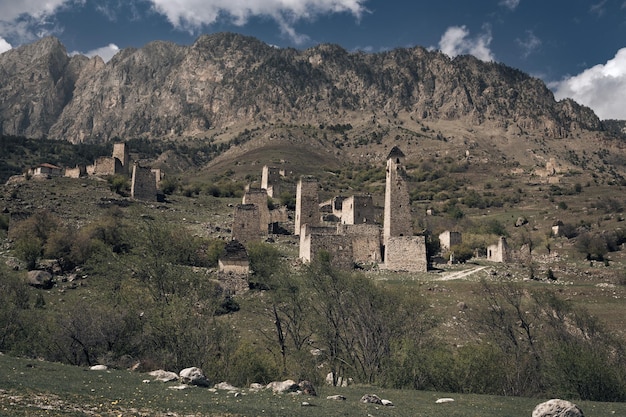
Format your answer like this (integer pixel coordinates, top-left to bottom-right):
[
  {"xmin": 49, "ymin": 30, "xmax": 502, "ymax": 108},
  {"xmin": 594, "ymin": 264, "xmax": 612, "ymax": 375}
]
[
  {"xmin": 261, "ymin": 165, "xmax": 282, "ymax": 198},
  {"xmin": 232, "ymin": 204, "xmax": 262, "ymax": 245},
  {"xmin": 242, "ymin": 188, "xmax": 270, "ymax": 234},
  {"xmin": 295, "ymin": 176, "xmax": 320, "ymax": 235},
  {"xmin": 131, "ymin": 163, "xmax": 157, "ymax": 201},
  {"xmin": 112, "ymin": 143, "xmax": 130, "ymax": 175},
  {"xmin": 384, "ymin": 146, "xmax": 412, "ymax": 247}
]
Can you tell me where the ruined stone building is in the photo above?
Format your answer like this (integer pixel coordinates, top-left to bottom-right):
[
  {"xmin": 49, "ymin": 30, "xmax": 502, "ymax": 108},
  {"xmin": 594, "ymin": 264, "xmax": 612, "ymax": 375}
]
[
  {"xmin": 29, "ymin": 163, "xmax": 62, "ymax": 178},
  {"xmin": 131, "ymin": 163, "xmax": 158, "ymax": 201},
  {"xmin": 295, "ymin": 176, "xmax": 320, "ymax": 235},
  {"xmin": 299, "ymin": 225, "xmax": 354, "ymax": 270},
  {"xmin": 88, "ymin": 142, "xmax": 129, "ymax": 176},
  {"xmin": 439, "ymin": 231, "xmax": 462, "ymax": 251},
  {"xmin": 261, "ymin": 165, "xmax": 284, "ymax": 198},
  {"xmin": 487, "ymin": 236, "xmax": 509, "ymax": 262},
  {"xmin": 383, "ymin": 146, "xmax": 427, "ymax": 272},
  {"xmin": 64, "ymin": 165, "xmax": 87, "ymax": 178},
  {"xmin": 217, "ymin": 240, "xmax": 250, "ymax": 294},
  {"xmin": 341, "ymin": 195, "xmax": 377, "ymax": 225}
]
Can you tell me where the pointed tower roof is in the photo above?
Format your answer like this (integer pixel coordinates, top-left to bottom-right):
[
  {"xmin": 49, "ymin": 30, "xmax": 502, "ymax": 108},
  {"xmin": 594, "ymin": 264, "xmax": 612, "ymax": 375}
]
[{"xmin": 387, "ymin": 146, "xmax": 405, "ymax": 159}]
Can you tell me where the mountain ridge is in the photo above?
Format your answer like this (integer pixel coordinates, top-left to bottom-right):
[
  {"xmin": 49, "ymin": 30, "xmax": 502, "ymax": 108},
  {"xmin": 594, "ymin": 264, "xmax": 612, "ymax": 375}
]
[{"xmin": 0, "ymin": 33, "xmax": 610, "ymax": 145}]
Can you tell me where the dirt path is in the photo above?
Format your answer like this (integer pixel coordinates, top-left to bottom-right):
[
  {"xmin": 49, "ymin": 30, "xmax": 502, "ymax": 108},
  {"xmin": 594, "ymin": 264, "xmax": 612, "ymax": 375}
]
[{"xmin": 436, "ymin": 266, "xmax": 487, "ymax": 281}]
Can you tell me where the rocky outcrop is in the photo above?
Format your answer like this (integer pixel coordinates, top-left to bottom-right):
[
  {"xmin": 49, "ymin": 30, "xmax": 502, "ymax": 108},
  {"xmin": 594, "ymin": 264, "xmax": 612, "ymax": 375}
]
[{"xmin": 0, "ymin": 33, "xmax": 603, "ymax": 143}]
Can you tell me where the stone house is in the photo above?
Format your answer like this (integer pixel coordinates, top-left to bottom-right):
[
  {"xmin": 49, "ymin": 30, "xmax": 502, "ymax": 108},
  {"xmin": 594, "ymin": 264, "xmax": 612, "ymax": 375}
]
[
  {"xmin": 218, "ymin": 240, "xmax": 250, "ymax": 275},
  {"xmin": 439, "ymin": 230, "xmax": 462, "ymax": 251},
  {"xmin": 487, "ymin": 236, "xmax": 509, "ymax": 262},
  {"xmin": 30, "ymin": 163, "xmax": 62, "ymax": 178}
]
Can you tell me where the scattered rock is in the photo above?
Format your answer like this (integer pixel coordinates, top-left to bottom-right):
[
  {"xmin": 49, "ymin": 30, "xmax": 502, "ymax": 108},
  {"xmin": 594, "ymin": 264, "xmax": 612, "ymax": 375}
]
[
  {"xmin": 214, "ymin": 382, "xmax": 238, "ymax": 391},
  {"xmin": 266, "ymin": 379, "xmax": 299, "ymax": 393},
  {"xmin": 532, "ymin": 399, "xmax": 584, "ymax": 417},
  {"xmin": 326, "ymin": 395, "xmax": 346, "ymax": 401},
  {"xmin": 515, "ymin": 216, "xmax": 528, "ymax": 227},
  {"xmin": 360, "ymin": 394, "xmax": 383, "ymax": 405},
  {"xmin": 298, "ymin": 380, "xmax": 317, "ymax": 396},
  {"xmin": 301, "ymin": 401, "xmax": 315, "ymax": 406},
  {"xmin": 381, "ymin": 399, "xmax": 394, "ymax": 406},
  {"xmin": 325, "ymin": 372, "xmax": 352, "ymax": 387},
  {"xmin": 168, "ymin": 385, "xmax": 189, "ymax": 390},
  {"xmin": 249, "ymin": 383, "xmax": 264, "ymax": 391},
  {"xmin": 26, "ymin": 270, "xmax": 54, "ymax": 289},
  {"xmin": 179, "ymin": 367, "xmax": 210, "ymax": 387},
  {"xmin": 149, "ymin": 369, "xmax": 178, "ymax": 382},
  {"xmin": 89, "ymin": 364, "xmax": 107, "ymax": 371}
]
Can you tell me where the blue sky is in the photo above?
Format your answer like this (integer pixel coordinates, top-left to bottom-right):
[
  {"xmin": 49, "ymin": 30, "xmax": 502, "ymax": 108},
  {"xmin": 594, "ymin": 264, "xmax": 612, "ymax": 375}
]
[{"xmin": 1, "ymin": 0, "xmax": 625, "ymax": 120}]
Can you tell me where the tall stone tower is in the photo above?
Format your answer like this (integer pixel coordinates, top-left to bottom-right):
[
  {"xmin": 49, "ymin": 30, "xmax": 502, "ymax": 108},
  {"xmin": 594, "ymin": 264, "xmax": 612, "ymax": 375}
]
[
  {"xmin": 112, "ymin": 143, "xmax": 130, "ymax": 175},
  {"xmin": 242, "ymin": 188, "xmax": 270, "ymax": 235},
  {"xmin": 384, "ymin": 146, "xmax": 412, "ymax": 247},
  {"xmin": 295, "ymin": 176, "xmax": 320, "ymax": 235},
  {"xmin": 261, "ymin": 165, "xmax": 282, "ymax": 198}
]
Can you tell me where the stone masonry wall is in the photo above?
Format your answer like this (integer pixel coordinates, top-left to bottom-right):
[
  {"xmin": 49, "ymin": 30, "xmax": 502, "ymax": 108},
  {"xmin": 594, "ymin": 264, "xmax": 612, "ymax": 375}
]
[
  {"xmin": 338, "ymin": 224, "xmax": 382, "ymax": 264},
  {"xmin": 131, "ymin": 163, "xmax": 157, "ymax": 201},
  {"xmin": 384, "ymin": 236, "xmax": 427, "ymax": 272},
  {"xmin": 342, "ymin": 195, "xmax": 377, "ymax": 225},
  {"xmin": 384, "ymin": 147, "xmax": 413, "ymax": 247},
  {"xmin": 242, "ymin": 188, "xmax": 270, "ymax": 234},
  {"xmin": 232, "ymin": 204, "xmax": 263, "ymax": 245}
]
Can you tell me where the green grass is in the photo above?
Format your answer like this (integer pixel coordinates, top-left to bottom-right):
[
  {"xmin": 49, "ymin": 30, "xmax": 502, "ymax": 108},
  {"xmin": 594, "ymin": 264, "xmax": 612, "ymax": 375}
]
[{"xmin": 1, "ymin": 354, "xmax": 625, "ymax": 417}]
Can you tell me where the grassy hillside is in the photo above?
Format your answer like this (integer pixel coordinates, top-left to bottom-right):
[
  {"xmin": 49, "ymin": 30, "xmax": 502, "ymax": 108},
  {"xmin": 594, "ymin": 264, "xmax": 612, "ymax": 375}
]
[{"xmin": 1, "ymin": 354, "xmax": 625, "ymax": 417}]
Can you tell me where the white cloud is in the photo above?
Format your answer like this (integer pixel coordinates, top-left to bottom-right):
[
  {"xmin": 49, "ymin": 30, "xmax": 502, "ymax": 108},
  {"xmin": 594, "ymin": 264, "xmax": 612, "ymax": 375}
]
[
  {"xmin": 438, "ymin": 25, "xmax": 495, "ymax": 62},
  {"xmin": 516, "ymin": 30, "xmax": 541, "ymax": 58},
  {"xmin": 0, "ymin": 37, "xmax": 12, "ymax": 53},
  {"xmin": 499, "ymin": 0, "xmax": 520, "ymax": 11},
  {"xmin": 0, "ymin": 0, "xmax": 82, "ymax": 43},
  {"xmin": 552, "ymin": 48, "xmax": 626, "ymax": 120},
  {"xmin": 76, "ymin": 43, "xmax": 120, "ymax": 63},
  {"xmin": 0, "ymin": 0, "xmax": 77, "ymax": 22},
  {"xmin": 147, "ymin": 0, "xmax": 367, "ymax": 44}
]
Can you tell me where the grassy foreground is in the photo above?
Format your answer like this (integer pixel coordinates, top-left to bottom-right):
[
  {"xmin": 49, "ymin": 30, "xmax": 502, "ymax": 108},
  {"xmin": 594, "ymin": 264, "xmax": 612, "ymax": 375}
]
[{"xmin": 1, "ymin": 354, "xmax": 624, "ymax": 417}]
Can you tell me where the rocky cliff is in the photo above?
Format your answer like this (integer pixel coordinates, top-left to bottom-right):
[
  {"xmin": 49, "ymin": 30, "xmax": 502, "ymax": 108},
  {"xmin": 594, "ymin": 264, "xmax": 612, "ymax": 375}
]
[{"xmin": 0, "ymin": 32, "xmax": 604, "ymax": 143}]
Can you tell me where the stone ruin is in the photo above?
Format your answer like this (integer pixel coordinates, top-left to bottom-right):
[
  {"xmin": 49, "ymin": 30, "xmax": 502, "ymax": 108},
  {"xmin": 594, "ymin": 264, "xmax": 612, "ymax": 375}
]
[
  {"xmin": 487, "ymin": 236, "xmax": 510, "ymax": 263},
  {"xmin": 298, "ymin": 146, "xmax": 426, "ymax": 272},
  {"xmin": 218, "ymin": 240, "xmax": 252, "ymax": 294},
  {"xmin": 130, "ymin": 162, "xmax": 159, "ymax": 202},
  {"xmin": 261, "ymin": 165, "xmax": 284, "ymax": 198},
  {"xmin": 439, "ymin": 231, "xmax": 462, "ymax": 251},
  {"xmin": 87, "ymin": 142, "xmax": 130, "ymax": 177},
  {"xmin": 229, "ymin": 146, "xmax": 428, "ymax": 273}
]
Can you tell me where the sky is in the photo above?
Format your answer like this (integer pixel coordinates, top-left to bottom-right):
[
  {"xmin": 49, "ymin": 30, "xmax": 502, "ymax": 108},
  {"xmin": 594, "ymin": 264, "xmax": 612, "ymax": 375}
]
[{"xmin": 0, "ymin": 1, "xmax": 625, "ymax": 120}]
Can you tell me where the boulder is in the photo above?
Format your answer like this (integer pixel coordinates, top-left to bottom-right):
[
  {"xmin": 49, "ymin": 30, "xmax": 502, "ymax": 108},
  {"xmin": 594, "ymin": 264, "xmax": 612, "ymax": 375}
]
[
  {"xmin": 26, "ymin": 270, "xmax": 53, "ymax": 289},
  {"xmin": 179, "ymin": 367, "xmax": 210, "ymax": 387},
  {"xmin": 149, "ymin": 369, "xmax": 178, "ymax": 382},
  {"xmin": 298, "ymin": 380, "xmax": 317, "ymax": 396},
  {"xmin": 360, "ymin": 394, "xmax": 383, "ymax": 405},
  {"xmin": 249, "ymin": 383, "xmax": 264, "ymax": 391},
  {"xmin": 435, "ymin": 398, "xmax": 455, "ymax": 404},
  {"xmin": 266, "ymin": 379, "xmax": 299, "ymax": 393},
  {"xmin": 89, "ymin": 364, "xmax": 108, "ymax": 371},
  {"xmin": 326, "ymin": 395, "xmax": 346, "ymax": 401},
  {"xmin": 532, "ymin": 399, "xmax": 584, "ymax": 417},
  {"xmin": 381, "ymin": 399, "xmax": 394, "ymax": 407},
  {"xmin": 214, "ymin": 382, "xmax": 238, "ymax": 391},
  {"xmin": 515, "ymin": 216, "xmax": 529, "ymax": 227}
]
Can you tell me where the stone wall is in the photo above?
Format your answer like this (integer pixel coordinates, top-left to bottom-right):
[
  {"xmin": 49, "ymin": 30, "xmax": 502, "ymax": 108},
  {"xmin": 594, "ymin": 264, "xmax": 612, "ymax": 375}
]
[
  {"xmin": 338, "ymin": 224, "xmax": 382, "ymax": 264},
  {"xmin": 92, "ymin": 156, "xmax": 123, "ymax": 176},
  {"xmin": 295, "ymin": 176, "xmax": 320, "ymax": 235},
  {"xmin": 131, "ymin": 163, "xmax": 157, "ymax": 201},
  {"xmin": 300, "ymin": 225, "xmax": 353, "ymax": 270},
  {"xmin": 384, "ymin": 236, "xmax": 427, "ymax": 272},
  {"xmin": 64, "ymin": 165, "xmax": 86, "ymax": 178}
]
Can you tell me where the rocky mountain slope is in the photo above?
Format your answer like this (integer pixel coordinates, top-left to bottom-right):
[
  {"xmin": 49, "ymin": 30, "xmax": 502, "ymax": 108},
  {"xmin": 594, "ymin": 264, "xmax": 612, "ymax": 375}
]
[{"xmin": 0, "ymin": 33, "xmax": 606, "ymax": 144}]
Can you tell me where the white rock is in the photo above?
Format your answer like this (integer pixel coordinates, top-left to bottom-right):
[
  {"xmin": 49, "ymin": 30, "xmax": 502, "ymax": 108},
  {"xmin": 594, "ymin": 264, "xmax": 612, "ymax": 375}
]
[
  {"xmin": 149, "ymin": 369, "xmax": 178, "ymax": 382},
  {"xmin": 266, "ymin": 379, "xmax": 299, "ymax": 393},
  {"xmin": 179, "ymin": 367, "xmax": 210, "ymax": 387},
  {"xmin": 435, "ymin": 398, "xmax": 455, "ymax": 404},
  {"xmin": 532, "ymin": 399, "xmax": 584, "ymax": 417},
  {"xmin": 214, "ymin": 382, "xmax": 238, "ymax": 391},
  {"xmin": 381, "ymin": 399, "xmax": 394, "ymax": 406},
  {"xmin": 89, "ymin": 365, "xmax": 108, "ymax": 371}
]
